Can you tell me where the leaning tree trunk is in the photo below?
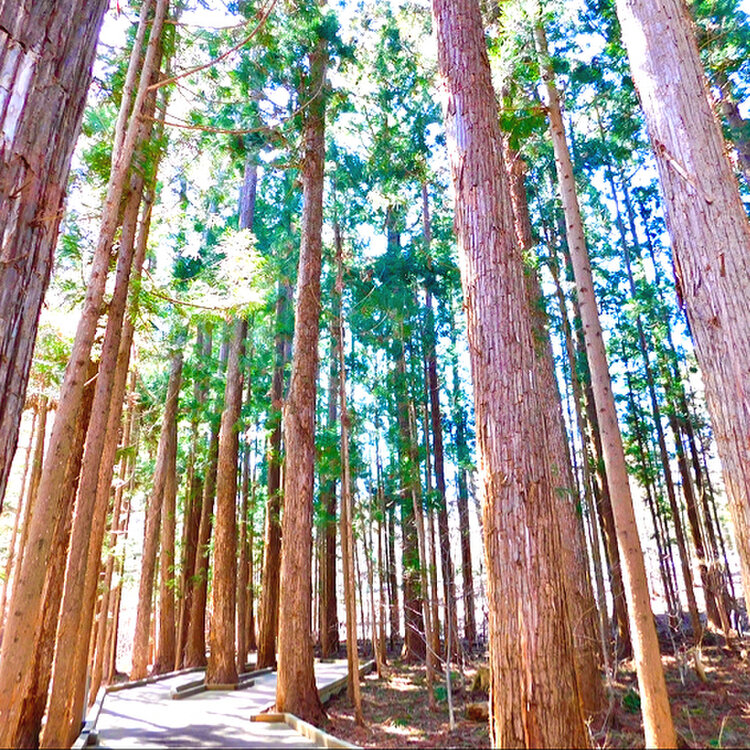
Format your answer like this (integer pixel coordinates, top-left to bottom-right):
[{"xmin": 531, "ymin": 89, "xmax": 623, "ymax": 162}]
[
  {"xmin": 275, "ymin": 32, "xmax": 328, "ymax": 725},
  {"xmin": 206, "ymin": 319, "xmax": 247, "ymax": 686},
  {"xmin": 0, "ymin": 3, "xmax": 169, "ymax": 739},
  {"xmin": 433, "ymin": 0, "xmax": 588, "ymax": 743},
  {"xmin": 12, "ymin": 365, "xmax": 96, "ymax": 749},
  {"xmin": 130, "ymin": 350, "xmax": 183, "ymax": 680},
  {"xmin": 615, "ymin": 0, "xmax": 750, "ymax": 618},
  {"xmin": 0, "ymin": 0, "xmax": 109, "ymax": 510},
  {"xmin": 533, "ymin": 15, "xmax": 675, "ymax": 747}
]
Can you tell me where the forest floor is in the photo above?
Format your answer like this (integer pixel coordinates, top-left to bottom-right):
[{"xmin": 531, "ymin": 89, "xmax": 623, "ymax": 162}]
[{"xmin": 326, "ymin": 642, "xmax": 750, "ymax": 748}]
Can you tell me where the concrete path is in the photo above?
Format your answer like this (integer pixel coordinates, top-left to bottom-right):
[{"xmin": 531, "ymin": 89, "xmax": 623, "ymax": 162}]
[{"xmin": 94, "ymin": 659, "xmax": 351, "ymax": 748}]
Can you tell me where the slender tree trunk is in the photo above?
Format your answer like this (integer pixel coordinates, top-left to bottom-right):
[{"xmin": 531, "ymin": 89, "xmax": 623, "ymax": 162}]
[
  {"xmin": 0, "ymin": 0, "xmax": 109, "ymax": 509},
  {"xmin": 335, "ymin": 226, "xmax": 364, "ymax": 724},
  {"xmin": 616, "ymin": 0, "xmax": 750, "ymax": 618},
  {"xmin": 0, "ymin": 4, "xmax": 169, "ymax": 738},
  {"xmin": 0, "ymin": 406, "xmax": 34, "ymax": 639},
  {"xmin": 91, "ymin": 370, "xmax": 137, "ymax": 696},
  {"xmin": 206, "ymin": 319, "xmax": 247, "ymax": 686},
  {"xmin": 11, "ymin": 366, "xmax": 96, "ymax": 749},
  {"xmin": 319, "ymin": 330, "xmax": 339, "ymax": 658},
  {"xmin": 275, "ymin": 32, "xmax": 328, "ymax": 725},
  {"xmin": 176, "ymin": 328, "xmax": 210, "ymax": 668},
  {"xmin": 130, "ymin": 350, "xmax": 183, "ymax": 680},
  {"xmin": 533, "ymin": 16, "xmax": 675, "ymax": 746},
  {"xmin": 257, "ymin": 283, "xmax": 291, "ymax": 669},
  {"xmin": 2, "ymin": 401, "xmax": 44, "ymax": 640},
  {"xmin": 448, "ymin": 319, "xmax": 476, "ymax": 647}
]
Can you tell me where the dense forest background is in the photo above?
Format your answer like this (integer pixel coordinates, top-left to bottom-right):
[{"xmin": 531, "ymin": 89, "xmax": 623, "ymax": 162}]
[{"xmin": 1, "ymin": 0, "xmax": 749, "ymax": 747}]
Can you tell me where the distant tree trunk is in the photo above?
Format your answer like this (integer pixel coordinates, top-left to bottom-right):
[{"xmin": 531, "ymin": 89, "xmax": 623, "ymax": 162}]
[
  {"xmin": 0, "ymin": 3, "xmax": 169, "ymax": 738},
  {"xmin": 334, "ymin": 224, "xmax": 364, "ymax": 724},
  {"xmin": 616, "ymin": 0, "xmax": 750, "ymax": 619},
  {"xmin": 130, "ymin": 350, "xmax": 183, "ymax": 680},
  {"xmin": 7, "ymin": 398, "xmax": 47, "ymax": 614},
  {"xmin": 237, "ymin": 372, "xmax": 254, "ymax": 669},
  {"xmin": 319, "ymin": 328, "xmax": 339, "ymax": 658},
  {"xmin": 396, "ymin": 351, "xmax": 425, "ymax": 663},
  {"xmin": 184, "ymin": 421, "xmax": 219, "ymax": 668},
  {"xmin": 176, "ymin": 328, "xmax": 210, "ymax": 668},
  {"xmin": 422, "ymin": 186, "xmax": 459, "ymax": 661},
  {"xmin": 206, "ymin": 319, "xmax": 247, "ymax": 686},
  {"xmin": 433, "ymin": 0, "xmax": 589, "ymax": 743},
  {"xmin": 275, "ymin": 33, "xmax": 327, "ymax": 725},
  {"xmin": 533, "ymin": 15, "xmax": 675, "ymax": 746},
  {"xmin": 0, "ymin": 0, "xmax": 109, "ymax": 510},
  {"xmin": 257, "ymin": 284, "xmax": 291, "ymax": 669},
  {"xmin": 448, "ymin": 317, "xmax": 476, "ymax": 647},
  {"xmin": 91, "ymin": 369, "xmax": 137, "ymax": 696}
]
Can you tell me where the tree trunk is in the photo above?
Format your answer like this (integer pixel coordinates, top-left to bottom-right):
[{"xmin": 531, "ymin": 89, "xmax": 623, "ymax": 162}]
[
  {"xmin": 0, "ymin": 0, "xmax": 109, "ymax": 510},
  {"xmin": 433, "ymin": 0, "xmax": 590, "ymax": 743},
  {"xmin": 533, "ymin": 16, "xmax": 675, "ymax": 746},
  {"xmin": 257, "ymin": 283, "xmax": 291, "ymax": 669},
  {"xmin": 319, "ymin": 326, "xmax": 339, "ymax": 658},
  {"xmin": 448, "ymin": 317, "xmax": 476, "ymax": 647},
  {"xmin": 615, "ymin": 0, "xmax": 750, "ymax": 619},
  {"xmin": 506, "ymin": 147, "xmax": 604, "ymax": 717},
  {"xmin": 11, "ymin": 365, "xmax": 96, "ymax": 749},
  {"xmin": 130, "ymin": 350, "xmax": 183, "ymax": 680},
  {"xmin": 176, "ymin": 328, "xmax": 211, "ymax": 668},
  {"xmin": 335, "ymin": 224, "xmax": 364, "ymax": 724},
  {"xmin": 206, "ymin": 319, "xmax": 247, "ymax": 686},
  {"xmin": 275, "ymin": 33, "xmax": 327, "ymax": 725}
]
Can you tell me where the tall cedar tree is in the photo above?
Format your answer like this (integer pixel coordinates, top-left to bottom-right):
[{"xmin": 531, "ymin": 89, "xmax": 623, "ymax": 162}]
[
  {"xmin": 275, "ymin": 20, "xmax": 329, "ymax": 724},
  {"xmin": 432, "ymin": 0, "xmax": 589, "ymax": 744},
  {"xmin": 615, "ymin": 0, "xmax": 750, "ymax": 617}
]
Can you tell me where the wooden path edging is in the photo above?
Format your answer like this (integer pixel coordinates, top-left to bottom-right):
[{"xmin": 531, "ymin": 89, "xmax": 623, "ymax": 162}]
[
  {"xmin": 170, "ymin": 668, "xmax": 272, "ymax": 700},
  {"xmin": 251, "ymin": 714, "xmax": 358, "ymax": 749}
]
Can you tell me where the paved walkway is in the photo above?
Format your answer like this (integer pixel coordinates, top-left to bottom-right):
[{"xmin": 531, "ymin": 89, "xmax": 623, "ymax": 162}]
[{"xmin": 94, "ymin": 660, "xmax": 351, "ymax": 748}]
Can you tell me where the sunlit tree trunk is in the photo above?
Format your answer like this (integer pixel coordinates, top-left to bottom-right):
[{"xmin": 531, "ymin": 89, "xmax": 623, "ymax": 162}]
[
  {"xmin": 533, "ymin": 15, "xmax": 675, "ymax": 746},
  {"xmin": 616, "ymin": 0, "xmax": 750, "ymax": 618},
  {"xmin": 275, "ymin": 31, "xmax": 328, "ymax": 725},
  {"xmin": 433, "ymin": 0, "xmax": 590, "ymax": 743},
  {"xmin": 257, "ymin": 283, "xmax": 291, "ymax": 669},
  {"xmin": 130, "ymin": 350, "xmax": 183, "ymax": 680},
  {"xmin": 206, "ymin": 319, "xmax": 247, "ymax": 686}
]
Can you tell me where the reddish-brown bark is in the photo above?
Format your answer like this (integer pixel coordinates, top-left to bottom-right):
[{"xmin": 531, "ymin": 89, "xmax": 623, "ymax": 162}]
[
  {"xmin": 275, "ymin": 35, "xmax": 327, "ymax": 725},
  {"xmin": 433, "ymin": 0, "xmax": 589, "ymax": 744},
  {"xmin": 0, "ymin": 0, "xmax": 108, "ymax": 509}
]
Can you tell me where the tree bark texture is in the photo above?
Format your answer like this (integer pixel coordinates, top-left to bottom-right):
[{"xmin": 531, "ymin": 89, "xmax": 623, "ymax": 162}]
[
  {"xmin": 0, "ymin": 0, "xmax": 108, "ymax": 509},
  {"xmin": 433, "ymin": 0, "xmax": 589, "ymax": 744},
  {"xmin": 130, "ymin": 350, "xmax": 182, "ymax": 680},
  {"xmin": 533, "ymin": 16, "xmax": 676, "ymax": 747},
  {"xmin": 11, "ymin": 365, "xmax": 95, "ymax": 749},
  {"xmin": 506, "ymin": 147, "xmax": 604, "ymax": 718},
  {"xmin": 615, "ymin": 0, "xmax": 750, "ymax": 618},
  {"xmin": 275, "ymin": 36, "xmax": 327, "ymax": 726},
  {"xmin": 207, "ymin": 318, "xmax": 247, "ymax": 686}
]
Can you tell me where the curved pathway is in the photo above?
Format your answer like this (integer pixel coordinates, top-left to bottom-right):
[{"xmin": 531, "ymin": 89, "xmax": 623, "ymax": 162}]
[{"xmin": 92, "ymin": 659, "xmax": 352, "ymax": 748}]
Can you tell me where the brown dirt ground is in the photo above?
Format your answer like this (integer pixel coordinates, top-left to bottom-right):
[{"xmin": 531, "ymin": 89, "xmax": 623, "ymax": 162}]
[{"xmin": 325, "ymin": 647, "xmax": 750, "ymax": 749}]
